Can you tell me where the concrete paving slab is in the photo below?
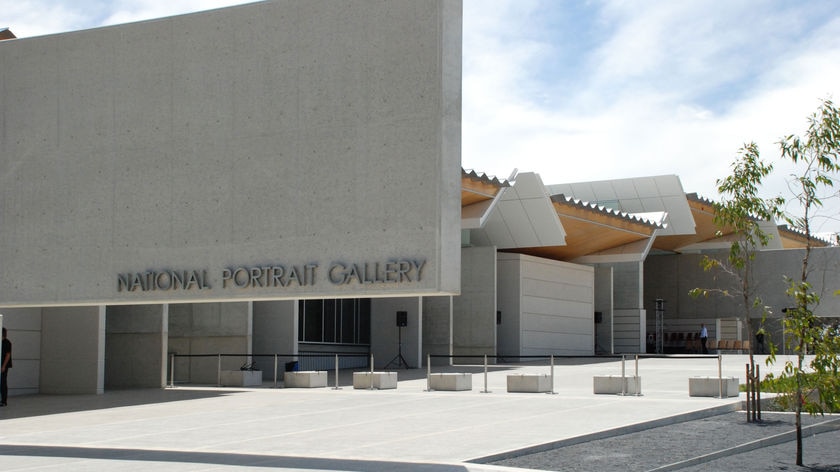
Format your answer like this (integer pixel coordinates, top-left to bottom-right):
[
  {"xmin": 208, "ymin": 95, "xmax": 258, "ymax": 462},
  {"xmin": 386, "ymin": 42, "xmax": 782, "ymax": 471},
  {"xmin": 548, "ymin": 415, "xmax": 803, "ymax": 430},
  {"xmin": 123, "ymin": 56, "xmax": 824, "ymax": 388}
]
[{"xmin": 0, "ymin": 355, "xmax": 793, "ymax": 471}]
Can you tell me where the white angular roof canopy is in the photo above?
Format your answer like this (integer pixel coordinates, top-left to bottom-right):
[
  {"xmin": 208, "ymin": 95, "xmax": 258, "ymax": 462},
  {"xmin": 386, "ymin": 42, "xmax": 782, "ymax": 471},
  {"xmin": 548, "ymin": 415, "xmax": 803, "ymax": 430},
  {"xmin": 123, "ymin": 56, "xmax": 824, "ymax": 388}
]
[
  {"xmin": 470, "ymin": 172, "xmax": 566, "ymax": 249},
  {"xmin": 546, "ymin": 175, "xmax": 694, "ymax": 237}
]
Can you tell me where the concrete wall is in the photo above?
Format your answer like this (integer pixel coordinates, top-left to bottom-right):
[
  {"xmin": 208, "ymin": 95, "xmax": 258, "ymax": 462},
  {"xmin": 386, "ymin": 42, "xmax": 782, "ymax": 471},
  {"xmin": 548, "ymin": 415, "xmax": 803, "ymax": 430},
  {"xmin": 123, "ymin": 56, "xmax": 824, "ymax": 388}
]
[
  {"xmin": 422, "ymin": 295, "xmax": 453, "ymax": 366},
  {"xmin": 644, "ymin": 247, "xmax": 840, "ymax": 350},
  {"xmin": 497, "ymin": 253, "xmax": 521, "ymax": 356},
  {"xmin": 168, "ymin": 302, "xmax": 252, "ymax": 384},
  {"xmin": 0, "ymin": 0, "xmax": 462, "ymax": 307},
  {"xmin": 253, "ymin": 300, "xmax": 297, "ymax": 379},
  {"xmin": 41, "ymin": 306, "xmax": 105, "ymax": 394},
  {"xmin": 370, "ymin": 297, "xmax": 422, "ymax": 369},
  {"xmin": 454, "ymin": 246, "xmax": 497, "ymax": 361},
  {"xmin": 105, "ymin": 304, "xmax": 168, "ymax": 389},
  {"xmin": 613, "ymin": 261, "xmax": 645, "ymax": 353},
  {"xmin": 0, "ymin": 307, "xmax": 42, "ymax": 396},
  {"xmin": 499, "ymin": 254, "xmax": 594, "ymax": 356},
  {"xmin": 593, "ymin": 266, "xmax": 614, "ymax": 354}
]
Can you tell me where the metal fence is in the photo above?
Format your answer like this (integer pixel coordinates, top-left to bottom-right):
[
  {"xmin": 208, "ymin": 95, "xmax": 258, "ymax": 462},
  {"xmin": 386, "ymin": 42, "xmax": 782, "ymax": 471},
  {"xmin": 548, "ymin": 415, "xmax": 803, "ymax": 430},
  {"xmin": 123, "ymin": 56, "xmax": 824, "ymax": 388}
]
[
  {"xmin": 168, "ymin": 351, "xmax": 732, "ymax": 398},
  {"xmin": 168, "ymin": 352, "xmax": 370, "ymax": 387}
]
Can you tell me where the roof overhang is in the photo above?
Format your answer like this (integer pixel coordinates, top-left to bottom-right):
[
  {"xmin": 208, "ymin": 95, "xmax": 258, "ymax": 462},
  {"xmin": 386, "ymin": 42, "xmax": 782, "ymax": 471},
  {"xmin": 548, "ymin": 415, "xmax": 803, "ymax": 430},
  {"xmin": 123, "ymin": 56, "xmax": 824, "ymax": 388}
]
[
  {"xmin": 461, "ymin": 168, "xmax": 510, "ymax": 229},
  {"xmin": 503, "ymin": 194, "xmax": 663, "ymax": 262},
  {"xmin": 469, "ymin": 172, "xmax": 566, "ymax": 248}
]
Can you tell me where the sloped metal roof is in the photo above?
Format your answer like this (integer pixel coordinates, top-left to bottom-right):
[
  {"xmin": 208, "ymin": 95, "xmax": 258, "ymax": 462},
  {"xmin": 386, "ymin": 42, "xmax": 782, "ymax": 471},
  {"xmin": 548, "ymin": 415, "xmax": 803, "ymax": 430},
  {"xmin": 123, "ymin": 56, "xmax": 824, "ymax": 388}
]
[{"xmin": 552, "ymin": 194, "xmax": 666, "ymax": 229}]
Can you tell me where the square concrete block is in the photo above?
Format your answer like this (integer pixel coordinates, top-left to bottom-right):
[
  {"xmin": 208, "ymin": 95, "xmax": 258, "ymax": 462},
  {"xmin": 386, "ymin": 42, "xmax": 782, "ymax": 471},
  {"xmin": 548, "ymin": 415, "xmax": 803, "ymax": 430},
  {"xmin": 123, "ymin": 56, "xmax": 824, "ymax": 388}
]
[
  {"xmin": 689, "ymin": 376, "xmax": 740, "ymax": 397},
  {"xmin": 429, "ymin": 373, "xmax": 472, "ymax": 391},
  {"xmin": 593, "ymin": 375, "xmax": 641, "ymax": 395},
  {"xmin": 507, "ymin": 374, "xmax": 552, "ymax": 393},
  {"xmin": 284, "ymin": 371, "xmax": 328, "ymax": 388},
  {"xmin": 353, "ymin": 371, "xmax": 398, "ymax": 390},
  {"xmin": 220, "ymin": 370, "xmax": 262, "ymax": 387}
]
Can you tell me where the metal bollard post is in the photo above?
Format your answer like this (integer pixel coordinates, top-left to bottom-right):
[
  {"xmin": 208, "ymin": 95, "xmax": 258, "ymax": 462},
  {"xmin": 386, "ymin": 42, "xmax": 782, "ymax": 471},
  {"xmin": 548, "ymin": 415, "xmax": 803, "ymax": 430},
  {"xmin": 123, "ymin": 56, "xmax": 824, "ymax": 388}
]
[
  {"xmin": 621, "ymin": 354, "xmax": 627, "ymax": 396},
  {"xmin": 333, "ymin": 354, "xmax": 341, "ymax": 390},
  {"xmin": 370, "ymin": 353, "xmax": 375, "ymax": 390},
  {"xmin": 217, "ymin": 354, "xmax": 222, "ymax": 387},
  {"xmin": 548, "ymin": 355, "xmax": 556, "ymax": 395},
  {"xmin": 482, "ymin": 354, "xmax": 491, "ymax": 393},
  {"xmin": 274, "ymin": 354, "xmax": 279, "ymax": 388},
  {"xmin": 169, "ymin": 353, "xmax": 175, "ymax": 388},
  {"xmin": 718, "ymin": 354, "xmax": 723, "ymax": 398},
  {"xmin": 634, "ymin": 354, "xmax": 641, "ymax": 396},
  {"xmin": 426, "ymin": 354, "xmax": 432, "ymax": 392}
]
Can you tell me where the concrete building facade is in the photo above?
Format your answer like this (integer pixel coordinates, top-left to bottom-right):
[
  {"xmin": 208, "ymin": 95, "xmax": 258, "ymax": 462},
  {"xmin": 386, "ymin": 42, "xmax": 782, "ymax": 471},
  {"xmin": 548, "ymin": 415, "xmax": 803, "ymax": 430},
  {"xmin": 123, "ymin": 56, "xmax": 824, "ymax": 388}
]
[
  {"xmin": 0, "ymin": 0, "xmax": 464, "ymax": 395},
  {"xmin": 1, "ymin": 1, "xmax": 837, "ymax": 399}
]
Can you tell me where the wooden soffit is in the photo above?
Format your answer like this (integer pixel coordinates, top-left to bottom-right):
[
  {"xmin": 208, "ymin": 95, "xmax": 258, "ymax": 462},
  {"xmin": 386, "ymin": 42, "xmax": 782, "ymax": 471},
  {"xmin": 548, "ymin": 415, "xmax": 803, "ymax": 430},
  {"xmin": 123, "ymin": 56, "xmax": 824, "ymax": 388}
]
[
  {"xmin": 461, "ymin": 168, "xmax": 508, "ymax": 207},
  {"xmin": 653, "ymin": 193, "xmax": 732, "ymax": 252},
  {"xmin": 505, "ymin": 195, "xmax": 660, "ymax": 261},
  {"xmin": 777, "ymin": 225, "xmax": 832, "ymax": 248}
]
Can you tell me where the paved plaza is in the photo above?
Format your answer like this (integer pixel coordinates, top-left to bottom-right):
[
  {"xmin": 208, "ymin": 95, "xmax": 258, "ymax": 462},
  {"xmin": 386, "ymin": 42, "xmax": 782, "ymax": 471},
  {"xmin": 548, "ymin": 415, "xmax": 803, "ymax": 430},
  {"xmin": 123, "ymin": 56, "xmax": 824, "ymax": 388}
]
[{"xmin": 0, "ymin": 355, "xmax": 836, "ymax": 471}]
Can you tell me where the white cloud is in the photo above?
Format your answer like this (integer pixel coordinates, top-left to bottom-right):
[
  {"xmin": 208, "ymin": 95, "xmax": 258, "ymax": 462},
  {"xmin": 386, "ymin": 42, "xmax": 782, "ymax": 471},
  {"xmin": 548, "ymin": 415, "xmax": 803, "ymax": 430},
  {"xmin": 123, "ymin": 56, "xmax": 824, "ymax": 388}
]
[
  {"xmin": 3, "ymin": 0, "xmax": 93, "ymax": 38},
  {"xmin": 99, "ymin": 0, "xmax": 258, "ymax": 27},
  {"xmin": 2, "ymin": 0, "xmax": 256, "ymax": 37},
  {"xmin": 461, "ymin": 0, "xmax": 840, "ymax": 232}
]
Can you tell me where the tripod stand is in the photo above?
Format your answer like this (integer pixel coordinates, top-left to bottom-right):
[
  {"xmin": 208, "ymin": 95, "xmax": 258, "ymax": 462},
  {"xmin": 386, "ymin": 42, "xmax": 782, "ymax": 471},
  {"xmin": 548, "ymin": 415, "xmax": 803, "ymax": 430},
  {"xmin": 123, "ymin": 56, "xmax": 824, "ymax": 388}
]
[{"xmin": 385, "ymin": 325, "xmax": 410, "ymax": 369}]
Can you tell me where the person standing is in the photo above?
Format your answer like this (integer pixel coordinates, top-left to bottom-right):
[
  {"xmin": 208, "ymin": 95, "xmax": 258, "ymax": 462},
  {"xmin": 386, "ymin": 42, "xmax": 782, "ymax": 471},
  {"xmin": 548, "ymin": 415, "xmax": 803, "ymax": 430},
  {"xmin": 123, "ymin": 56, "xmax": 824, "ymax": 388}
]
[
  {"xmin": 756, "ymin": 329, "xmax": 766, "ymax": 355},
  {"xmin": 700, "ymin": 323, "xmax": 709, "ymax": 354},
  {"xmin": 1, "ymin": 327, "xmax": 11, "ymax": 406}
]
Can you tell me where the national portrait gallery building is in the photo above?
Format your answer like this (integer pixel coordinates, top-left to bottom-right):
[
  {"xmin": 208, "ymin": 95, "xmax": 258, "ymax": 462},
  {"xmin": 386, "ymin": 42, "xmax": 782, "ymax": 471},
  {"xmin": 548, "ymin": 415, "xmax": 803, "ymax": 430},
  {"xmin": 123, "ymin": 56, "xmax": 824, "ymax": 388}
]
[{"xmin": 1, "ymin": 1, "xmax": 838, "ymax": 397}]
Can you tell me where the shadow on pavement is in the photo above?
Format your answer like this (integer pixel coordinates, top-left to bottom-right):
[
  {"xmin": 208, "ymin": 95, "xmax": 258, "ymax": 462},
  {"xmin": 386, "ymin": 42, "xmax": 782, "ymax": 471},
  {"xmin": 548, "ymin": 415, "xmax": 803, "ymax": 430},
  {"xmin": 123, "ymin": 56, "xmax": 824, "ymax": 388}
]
[
  {"xmin": 0, "ymin": 388, "xmax": 239, "ymax": 420},
  {"xmin": 0, "ymin": 444, "xmax": 468, "ymax": 471}
]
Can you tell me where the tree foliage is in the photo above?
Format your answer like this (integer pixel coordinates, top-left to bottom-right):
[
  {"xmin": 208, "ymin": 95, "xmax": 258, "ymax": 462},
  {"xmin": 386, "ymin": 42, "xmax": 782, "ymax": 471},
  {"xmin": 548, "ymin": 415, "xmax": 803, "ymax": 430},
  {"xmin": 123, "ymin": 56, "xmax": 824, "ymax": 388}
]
[
  {"xmin": 689, "ymin": 142, "xmax": 782, "ymax": 364},
  {"xmin": 764, "ymin": 98, "xmax": 840, "ymax": 467}
]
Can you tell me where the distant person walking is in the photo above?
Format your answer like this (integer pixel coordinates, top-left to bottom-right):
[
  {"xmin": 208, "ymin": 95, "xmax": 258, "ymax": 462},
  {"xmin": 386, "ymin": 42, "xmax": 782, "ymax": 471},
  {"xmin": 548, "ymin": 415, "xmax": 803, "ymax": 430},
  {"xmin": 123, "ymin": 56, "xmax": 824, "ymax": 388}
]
[
  {"xmin": 1, "ymin": 327, "xmax": 11, "ymax": 406},
  {"xmin": 756, "ymin": 329, "xmax": 766, "ymax": 355},
  {"xmin": 700, "ymin": 323, "xmax": 708, "ymax": 354}
]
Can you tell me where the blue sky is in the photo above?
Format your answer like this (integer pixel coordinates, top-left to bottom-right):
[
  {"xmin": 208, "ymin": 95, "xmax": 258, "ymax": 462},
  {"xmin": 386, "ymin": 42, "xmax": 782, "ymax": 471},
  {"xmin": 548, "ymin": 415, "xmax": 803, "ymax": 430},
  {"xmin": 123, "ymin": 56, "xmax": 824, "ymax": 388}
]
[{"xmin": 4, "ymin": 0, "xmax": 840, "ymax": 234}]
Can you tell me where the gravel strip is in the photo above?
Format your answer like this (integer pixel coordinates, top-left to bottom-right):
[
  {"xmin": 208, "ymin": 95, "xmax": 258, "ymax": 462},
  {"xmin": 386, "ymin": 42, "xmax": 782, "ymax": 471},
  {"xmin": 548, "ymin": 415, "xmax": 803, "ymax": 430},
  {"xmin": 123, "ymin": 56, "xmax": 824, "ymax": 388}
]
[{"xmin": 488, "ymin": 412, "xmax": 840, "ymax": 472}]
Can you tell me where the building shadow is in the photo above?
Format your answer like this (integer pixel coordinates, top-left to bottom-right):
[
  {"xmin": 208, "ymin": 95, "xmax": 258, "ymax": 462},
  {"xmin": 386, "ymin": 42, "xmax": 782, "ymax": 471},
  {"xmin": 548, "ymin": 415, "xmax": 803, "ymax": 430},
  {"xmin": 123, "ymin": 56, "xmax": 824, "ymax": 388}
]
[
  {"xmin": 0, "ymin": 444, "xmax": 470, "ymax": 471},
  {"xmin": 0, "ymin": 388, "xmax": 238, "ymax": 420}
]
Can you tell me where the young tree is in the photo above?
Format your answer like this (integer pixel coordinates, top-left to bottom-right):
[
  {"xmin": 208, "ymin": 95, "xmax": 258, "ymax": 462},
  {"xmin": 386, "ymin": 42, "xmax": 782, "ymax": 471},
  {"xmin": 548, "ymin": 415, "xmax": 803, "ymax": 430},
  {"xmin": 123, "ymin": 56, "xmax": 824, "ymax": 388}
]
[
  {"xmin": 765, "ymin": 98, "xmax": 840, "ymax": 466},
  {"xmin": 689, "ymin": 142, "xmax": 782, "ymax": 412}
]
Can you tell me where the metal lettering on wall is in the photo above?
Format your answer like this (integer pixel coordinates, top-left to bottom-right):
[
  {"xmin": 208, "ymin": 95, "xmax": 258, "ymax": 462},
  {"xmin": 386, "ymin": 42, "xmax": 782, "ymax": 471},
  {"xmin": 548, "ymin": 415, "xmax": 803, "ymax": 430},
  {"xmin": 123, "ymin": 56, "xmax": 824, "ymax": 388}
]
[{"xmin": 116, "ymin": 259, "xmax": 426, "ymax": 292}]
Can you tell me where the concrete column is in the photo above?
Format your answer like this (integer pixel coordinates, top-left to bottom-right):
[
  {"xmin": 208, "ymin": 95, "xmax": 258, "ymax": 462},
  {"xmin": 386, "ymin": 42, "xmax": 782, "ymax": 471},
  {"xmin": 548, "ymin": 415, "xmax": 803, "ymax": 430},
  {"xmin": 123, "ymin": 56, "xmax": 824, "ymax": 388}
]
[
  {"xmin": 613, "ymin": 261, "xmax": 646, "ymax": 353},
  {"xmin": 455, "ymin": 246, "xmax": 497, "ymax": 361},
  {"xmin": 414, "ymin": 297, "xmax": 423, "ymax": 368},
  {"xmin": 105, "ymin": 304, "xmax": 168, "ymax": 389},
  {"xmin": 41, "ymin": 305, "xmax": 106, "ymax": 394},
  {"xmin": 371, "ymin": 298, "xmax": 421, "ymax": 369},
  {"xmin": 0, "ymin": 307, "xmax": 42, "ymax": 396},
  {"xmin": 422, "ymin": 295, "xmax": 453, "ymax": 366},
  {"xmin": 594, "ymin": 266, "xmax": 614, "ymax": 354},
  {"xmin": 168, "ymin": 302, "xmax": 251, "ymax": 384},
  {"xmin": 253, "ymin": 300, "xmax": 298, "ymax": 380}
]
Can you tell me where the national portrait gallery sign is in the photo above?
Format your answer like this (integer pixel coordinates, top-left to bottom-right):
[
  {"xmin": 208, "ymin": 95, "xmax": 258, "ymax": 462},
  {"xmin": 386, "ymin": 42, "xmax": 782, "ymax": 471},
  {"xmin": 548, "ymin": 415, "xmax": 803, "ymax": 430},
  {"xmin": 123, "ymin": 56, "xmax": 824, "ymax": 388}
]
[{"xmin": 117, "ymin": 258, "xmax": 427, "ymax": 293}]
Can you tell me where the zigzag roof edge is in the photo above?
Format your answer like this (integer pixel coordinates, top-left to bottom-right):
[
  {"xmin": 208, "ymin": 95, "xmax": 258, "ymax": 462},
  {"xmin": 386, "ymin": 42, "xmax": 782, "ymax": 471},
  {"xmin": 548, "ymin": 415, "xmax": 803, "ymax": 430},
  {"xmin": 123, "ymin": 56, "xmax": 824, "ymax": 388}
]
[
  {"xmin": 552, "ymin": 194, "xmax": 664, "ymax": 228},
  {"xmin": 777, "ymin": 224, "xmax": 836, "ymax": 245},
  {"xmin": 686, "ymin": 192, "xmax": 716, "ymax": 205},
  {"xmin": 462, "ymin": 168, "xmax": 511, "ymax": 187},
  {"xmin": 689, "ymin": 193, "xmax": 835, "ymax": 245}
]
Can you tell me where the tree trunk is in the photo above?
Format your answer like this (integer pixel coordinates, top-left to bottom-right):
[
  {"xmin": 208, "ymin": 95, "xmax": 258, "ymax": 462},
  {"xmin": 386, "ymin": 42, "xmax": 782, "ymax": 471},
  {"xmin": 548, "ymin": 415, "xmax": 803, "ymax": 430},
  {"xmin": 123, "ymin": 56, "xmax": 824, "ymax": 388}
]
[{"xmin": 796, "ymin": 344, "xmax": 805, "ymax": 466}]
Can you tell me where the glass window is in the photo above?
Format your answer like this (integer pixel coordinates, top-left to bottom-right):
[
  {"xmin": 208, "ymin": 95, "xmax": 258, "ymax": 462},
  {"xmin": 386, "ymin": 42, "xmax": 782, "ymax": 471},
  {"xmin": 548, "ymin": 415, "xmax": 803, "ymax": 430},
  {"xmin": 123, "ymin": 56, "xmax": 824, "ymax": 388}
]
[
  {"xmin": 303, "ymin": 300, "xmax": 323, "ymax": 342},
  {"xmin": 359, "ymin": 298, "xmax": 371, "ymax": 344},
  {"xmin": 298, "ymin": 298, "xmax": 371, "ymax": 345},
  {"xmin": 341, "ymin": 308, "xmax": 354, "ymax": 344},
  {"xmin": 323, "ymin": 300, "xmax": 337, "ymax": 343}
]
